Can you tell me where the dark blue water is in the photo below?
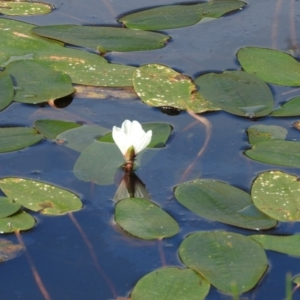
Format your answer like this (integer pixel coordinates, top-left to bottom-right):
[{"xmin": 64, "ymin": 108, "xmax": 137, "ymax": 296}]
[{"xmin": 1, "ymin": 0, "xmax": 300, "ymax": 299}]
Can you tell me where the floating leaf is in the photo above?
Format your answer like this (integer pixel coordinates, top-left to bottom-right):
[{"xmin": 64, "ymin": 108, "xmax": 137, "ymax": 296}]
[
  {"xmin": 175, "ymin": 179, "xmax": 276, "ymax": 230},
  {"xmin": 245, "ymin": 140, "xmax": 300, "ymax": 167},
  {"xmin": 115, "ymin": 198, "xmax": 179, "ymax": 239},
  {"xmin": 0, "ymin": 127, "xmax": 43, "ymax": 153},
  {"xmin": 32, "ymin": 24, "xmax": 170, "ymax": 53},
  {"xmin": 251, "ymin": 171, "xmax": 300, "ymax": 221},
  {"xmin": 99, "ymin": 123, "xmax": 172, "ymax": 148},
  {"xmin": 0, "ymin": 72, "xmax": 13, "ymax": 111},
  {"xmin": 237, "ymin": 47, "xmax": 300, "ymax": 86},
  {"xmin": 0, "ymin": 211, "xmax": 35, "ymax": 233},
  {"xmin": 271, "ymin": 96, "xmax": 300, "ymax": 117},
  {"xmin": 0, "ymin": 18, "xmax": 134, "ymax": 87},
  {"xmin": 119, "ymin": 1, "xmax": 246, "ymax": 30},
  {"xmin": 247, "ymin": 125, "xmax": 287, "ymax": 145},
  {"xmin": 0, "ymin": 1, "xmax": 52, "ymax": 16},
  {"xmin": 0, "ymin": 178, "xmax": 82, "ymax": 215},
  {"xmin": 195, "ymin": 71, "xmax": 273, "ymax": 117},
  {"xmin": 0, "ymin": 239, "xmax": 25, "ymax": 262},
  {"xmin": 251, "ymin": 234, "xmax": 300, "ymax": 257},
  {"xmin": 0, "ymin": 197, "xmax": 21, "ymax": 218},
  {"xmin": 4, "ymin": 60, "xmax": 74, "ymax": 104},
  {"xmin": 133, "ymin": 64, "xmax": 218, "ymax": 113},
  {"xmin": 34, "ymin": 119, "xmax": 82, "ymax": 139},
  {"xmin": 74, "ymin": 141, "xmax": 124, "ymax": 186},
  {"xmin": 131, "ymin": 267, "xmax": 210, "ymax": 300},
  {"xmin": 57, "ymin": 125, "xmax": 110, "ymax": 152},
  {"xmin": 179, "ymin": 231, "xmax": 268, "ymax": 295}
]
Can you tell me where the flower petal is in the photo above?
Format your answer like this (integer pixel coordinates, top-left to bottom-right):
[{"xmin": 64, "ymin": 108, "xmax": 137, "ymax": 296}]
[
  {"xmin": 133, "ymin": 130, "xmax": 152, "ymax": 154},
  {"xmin": 112, "ymin": 126, "xmax": 130, "ymax": 155}
]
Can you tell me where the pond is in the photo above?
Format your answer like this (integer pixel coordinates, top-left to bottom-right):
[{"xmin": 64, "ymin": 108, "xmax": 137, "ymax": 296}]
[{"xmin": 1, "ymin": 0, "xmax": 300, "ymax": 299}]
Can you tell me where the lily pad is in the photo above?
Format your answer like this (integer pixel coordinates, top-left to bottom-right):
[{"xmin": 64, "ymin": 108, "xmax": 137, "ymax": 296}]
[
  {"xmin": 0, "ymin": 127, "xmax": 43, "ymax": 153},
  {"xmin": 247, "ymin": 125, "xmax": 288, "ymax": 145},
  {"xmin": 119, "ymin": 1, "xmax": 246, "ymax": 30},
  {"xmin": 0, "ymin": 177, "xmax": 82, "ymax": 215},
  {"xmin": 57, "ymin": 125, "xmax": 110, "ymax": 152},
  {"xmin": 271, "ymin": 96, "xmax": 300, "ymax": 117},
  {"xmin": 0, "ymin": 239, "xmax": 25, "ymax": 262},
  {"xmin": 0, "ymin": 72, "xmax": 13, "ymax": 111},
  {"xmin": 175, "ymin": 179, "xmax": 276, "ymax": 230},
  {"xmin": 251, "ymin": 171, "xmax": 300, "ymax": 221},
  {"xmin": 0, "ymin": 18, "xmax": 134, "ymax": 87},
  {"xmin": 4, "ymin": 59, "xmax": 74, "ymax": 104},
  {"xmin": 195, "ymin": 71, "xmax": 274, "ymax": 117},
  {"xmin": 34, "ymin": 119, "xmax": 82, "ymax": 139},
  {"xmin": 133, "ymin": 64, "xmax": 218, "ymax": 113},
  {"xmin": 179, "ymin": 231, "xmax": 268, "ymax": 295},
  {"xmin": 99, "ymin": 123, "xmax": 172, "ymax": 148},
  {"xmin": 115, "ymin": 198, "xmax": 179, "ymax": 239},
  {"xmin": 73, "ymin": 141, "xmax": 124, "ymax": 186},
  {"xmin": 131, "ymin": 267, "xmax": 210, "ymax": 300},
  {"xmin": 245, "ymin": 140, "xmax": 300, "ymax": 167},
  {"xmin": 237, "ymin": 47, "xmax": 300, "ymax": 86},
  {"xmin": 251, "ymin": 234, "xmax": 300, "ymax": 257},
  {"xmin": 0, "ymin": 197, "xmax": 21, "ymax": 218},
  {"xmin": 0, "ymin": 211, "xmax": 35, "ymax": 233},
  {"xmin": 0, "ymin": 1, "xmax": 52, "ymax": 16},
  {"xmin": 32, "ymin": 24, "xmax": 170, "ymax": 53}
]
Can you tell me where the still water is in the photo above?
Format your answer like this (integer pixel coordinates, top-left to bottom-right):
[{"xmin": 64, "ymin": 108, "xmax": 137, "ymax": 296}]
[{"xmin": 1, "ymin": 0, "xmax": 300, "ymax": 299}]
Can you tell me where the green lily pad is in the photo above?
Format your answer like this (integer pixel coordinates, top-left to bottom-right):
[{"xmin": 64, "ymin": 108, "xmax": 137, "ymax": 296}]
[
  {"xmin": 271, "ymin": 96, "xmax": 300, "ymax": 117},
  {"xmin": 0, "ymin": 239, "xmax": 25, "ymax": 262},
  {"xmin": 195, "ymin": 71, "xmax": 274, "ymax": 117},
  {"xmin": 0, "ymin": 211, "xmax": 35, "ymax": 233},
  {"xmin": 0, "ymin": 1, "xmax": 52, "ymax": 16},
  {"xmin": 133, "ymin": 64, "xmax": 218, "ymax": 113},
  {"xmin": 251, "ymin": 171, "xmax": 300, "ymax": 221},
  {"xmin": 115, "ymin": 198, "xmax": 179, "ymax": 240},
  {"xmin": 251, "ymin": 234, "xmax": 300, "ymax": 257},
  {"xmin": 0, "ymin": 127, "xmax": 43, "ymax": 153},
  {"xmin": 131, "ymin": 267, "xmax": 210, "ymax": 300},
  {"xmin": 237, "ymin": 47, "xmax": 300, "ymax": 86},
  {"xmin": 179, "ymin": 231, "xmax": 268, "ymax": 295},
  {"xmin": 73, "ymin": 141, "xmax": 124, "ymax": 186},
  {"xmin": 0, "ymin": 177, "xmax": 82, "ymax": 215},
  {"xmin": 119, "ymin": 1, "xmax": 246, "ymax": 31},
  {"xmin": 32, "ymin": 24, "xmax": 170, "ymax": 53},
  {"xmin": 0, "ymin": 197, "xmax": 21, "ymax": 218},
  {"xmin": 0, "ymin": 71, "xmax": 13, "ymax": 111},
  {"xmin": 247, "ymin": 125, "xmax": 288, "ymax": 145},
  {"xmin": 175, "ymin": 179, "xmax": 276, "ymax": 230},
  {"xmin": 0, "ymin": 18, "xmax": 134, "ymax": 87},
  {"xmin": 4, "ymin": 59, "xmax": 74, "ymax": 104},
  {"xmin": 99, "ymin": 122, "xmax": 172, "ymax": 148},
  {"xmin": 34, "ymin": 119, "xmax": 82, "ymax": 139},
  {"xmin": 57, "ymin": 125, "xmax": 110, "ymax": 152},
  {"xmin": 245, "ymin": 140, "xmax": 300, "ymax": 167}
]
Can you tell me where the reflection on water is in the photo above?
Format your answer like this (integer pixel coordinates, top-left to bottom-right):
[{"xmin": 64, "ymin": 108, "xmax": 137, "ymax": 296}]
[{"xmin": 1, "ymin": 0, "xmax": 300, "ymax": 299}]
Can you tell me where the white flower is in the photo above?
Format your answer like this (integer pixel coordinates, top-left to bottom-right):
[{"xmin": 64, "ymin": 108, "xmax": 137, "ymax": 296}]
[{"xmin": 112, "ymin": 120, "xmax": 152, "ymax": 161}]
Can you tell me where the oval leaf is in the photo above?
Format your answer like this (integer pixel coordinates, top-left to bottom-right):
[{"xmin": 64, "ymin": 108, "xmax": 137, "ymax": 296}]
[
  {"xmin": 247, "ymin": 125, "xmax": 287, "ymax": 145},
  {"xmin": 245, "ymin": 140, "xmax": 300, "ymax": 167},
  {"xmin": 0, "ymin": 197, "xmax": 21, "ymax": 218},
  {"xmin": 0, "ymin": 72, "xmax": 13, "ymax": 111},
  {"xmin": 0, "ymin": 127, "xmax": 43, "ymax": 153},
  {"xmin": 32, "ymin": 25, "xmax": 170, "ymax": 53},
  {"xmin": 131, "ymin": 267, "xmax": 210, "ymax": 300},
  {"xmin": 251, "ymin": 171, "xmax": 300, "ymax": 221},
  {"xmin": 0, "ymin": 211, "xmax": 35, "ymax": 233},
  {"xmin": 133, "ymin": 64, "xmax": 218, "ymax": 113},
  {"xmin": 271, "ymin": 96, "xmax": 300, "ymax": 117},
  {"xmin": 115, "ymin": 198, "xmax": 179, "ymax": 240},
  {"xmin": 119, "ymin": 1, "xmax": 246, "ymax": 31},
  {"xmin": 0, "ymin": 178, "xmax": 82, "ymax": 215},
  {"xmin": 179, "ymin": 231, "xmax": 268, "ymax": 295},
  {"xmin": 237, "ymin": 47, "xmax": 300, "ymax": 86},
  {"xmin": 0, "ymin": 1, "xmax": 52, "ymax": 16},
  {"xmin": 175, "ymin": 179, "xmax": 276, "ymax": 230},
  {"xmin": 195, "ymin": 71, "xmax": 274, "ymax": 117}
]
